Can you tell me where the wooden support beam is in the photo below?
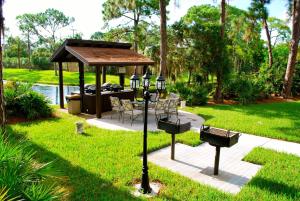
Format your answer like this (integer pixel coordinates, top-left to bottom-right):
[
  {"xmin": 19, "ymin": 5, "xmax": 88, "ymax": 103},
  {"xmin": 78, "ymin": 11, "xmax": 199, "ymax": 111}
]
[
  {"xmin": 102, "ymin": 66, "xmax": 106, "ymax": 84},
  {"xmin": 58, "ymin": 62, "xmax": 64, "ymax": 108},
  {"xmin": 143, "ymin": 65, "xmax": 148, "ymax": 75},
  {"xmin": 96, "ymin": 66, "xmax": 102, "ymax": 118},
  {"xmin": 119, "ymin": 74, "xmax": 125, "ymax": 88},
  {"xmin": 79, "ymin": 61, "xmax": 85, "ymax": 113}
]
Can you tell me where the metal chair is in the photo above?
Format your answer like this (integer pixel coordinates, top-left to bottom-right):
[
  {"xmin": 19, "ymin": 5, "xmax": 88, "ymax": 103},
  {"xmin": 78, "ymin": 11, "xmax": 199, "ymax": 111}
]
[
  {"xmin": 149, "ymin": 92, "xmax": 158, "ymax": 109},
  {"xmin": 121, "ymin": 99, "xmax": 143, "ymax": 125},
  {"xmin": 109, "ymin": 96, "xmax": 123, "ymax": 121},
  {"xmin": 154, "ymin": 99, "xmax": 167, "ymax": 124},
  {"xmin": 166, "ymin": 98, "xmax": 179, "ymax": 119}
]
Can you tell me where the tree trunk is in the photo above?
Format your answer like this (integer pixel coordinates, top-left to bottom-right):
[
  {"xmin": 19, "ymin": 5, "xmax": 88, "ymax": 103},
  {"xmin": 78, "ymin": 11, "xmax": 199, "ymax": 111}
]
[
  {"xmin": 0, "ymin": 0, "xmax": 6, "ymax": 134},
  {"xmin": 283, "ymin": 0, "xmax": 300, "ymax": 98},
  {"xmin": 263, "ymin": 18, "xmax": 273, "ymax": 68},
  {"xmin": 27, "ymin": 31, "xmax": 31, "ymax": 71},
  {"xmin": 187, "ymin": 69, "xmax": 192, "ymax": 85},
  {"xmin": 159, "ymin": 0, "xmax": 167, "ymax": 77},
  {"xmin": 133, "ymin": 19, "xmax": 138, "ymax": 53},
  {"xmin": 214, "ymin": 0, "xmax": 226, "ymax": 103},
  {"xmin": 17, "ymin": 42, "xmax": 21, "ymax": 69}
]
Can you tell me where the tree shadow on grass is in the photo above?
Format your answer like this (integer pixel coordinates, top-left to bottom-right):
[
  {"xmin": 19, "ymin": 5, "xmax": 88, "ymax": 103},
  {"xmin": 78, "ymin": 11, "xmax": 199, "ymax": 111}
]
[
  {"xmin": 6, "ymin": 127, "xmax": 142, "ymax": 201},
  {"xmin": 248, "ymin": 177, "xmax": 300, "ymax": 200}
]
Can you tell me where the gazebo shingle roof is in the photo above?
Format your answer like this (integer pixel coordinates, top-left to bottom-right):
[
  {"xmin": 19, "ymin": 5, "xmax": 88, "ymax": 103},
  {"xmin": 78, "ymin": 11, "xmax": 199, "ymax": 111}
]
[{"xmin": 50, "ymin": 39, "xmax": 155, "ymax": 66}]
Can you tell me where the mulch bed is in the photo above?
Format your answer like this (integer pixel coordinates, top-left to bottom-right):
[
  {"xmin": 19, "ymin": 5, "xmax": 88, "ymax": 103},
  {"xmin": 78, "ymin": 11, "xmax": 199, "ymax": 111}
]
[{"xmin": 208, "ymin": 95, "xmax": 300, "ymax": 106}]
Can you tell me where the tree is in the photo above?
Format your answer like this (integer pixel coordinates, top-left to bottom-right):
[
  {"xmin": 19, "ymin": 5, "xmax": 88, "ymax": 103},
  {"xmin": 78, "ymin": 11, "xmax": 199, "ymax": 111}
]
[
  {"xmin": 249, "ymin": 0, "xmax": 273, "ymax": 68},
  {"xmin": 268, "ymin": 17, "xmax": 291, "ymax": 46},
  {"xmin": 102, "ymin": 0, "xmax": 161, "ymax": 52},
  {"xmin": 0, "ymin": 0, "xmax": 5, "ymax": 133},
  {"xmin": 283, "ymin": 0, "xmax": 300, "ymax": 98},
  {"xmin": 214, "ymin": 0, "xmax": 227, "ymax": 103},
  {"xmin": 91, "ymin": 31, "xmax": 104, "ymax": 40},
  {"xmin": 159, "ymin": 0, "xmax": 168, "ymax": 77},
  {"xmin": 17, "ymin": 9, "xmax": 74, "ymax": 75},
  {"xmin": 4, "ymin": 36, "xmax": 27, "ymax": 68}
]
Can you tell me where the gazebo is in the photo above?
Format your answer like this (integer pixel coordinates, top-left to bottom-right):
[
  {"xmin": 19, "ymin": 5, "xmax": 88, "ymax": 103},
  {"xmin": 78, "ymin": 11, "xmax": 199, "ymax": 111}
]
[{"xmin": 50, "ymin": 39, "xmax": 155, "ymax": 118}]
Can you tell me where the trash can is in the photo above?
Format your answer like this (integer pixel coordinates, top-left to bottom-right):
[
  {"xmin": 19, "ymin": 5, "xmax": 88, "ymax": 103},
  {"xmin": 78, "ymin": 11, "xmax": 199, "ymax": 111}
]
[{"xmin": 66, "ymin": 94, "xmax": 81, "ymax": 114}]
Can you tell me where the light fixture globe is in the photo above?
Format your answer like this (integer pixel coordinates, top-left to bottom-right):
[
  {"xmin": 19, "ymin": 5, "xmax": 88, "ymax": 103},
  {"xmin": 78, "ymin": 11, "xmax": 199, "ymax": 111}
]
[
  {"xmin": 130, "ymin": 74, "xmax": 140, "ymax": 90},
  {"xmin": 156, "ymin": 74, "xmax": 166, "ymax": 91},
  {"xmin": 142, "ymin": 70, "xmax": 151, "ymax": 89}
]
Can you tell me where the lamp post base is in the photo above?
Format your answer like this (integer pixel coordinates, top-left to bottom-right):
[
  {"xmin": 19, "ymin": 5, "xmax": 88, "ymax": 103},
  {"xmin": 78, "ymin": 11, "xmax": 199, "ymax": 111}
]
[{"xmin": 133, "ymin": 182, "xmax": 161, "ymax": 198}]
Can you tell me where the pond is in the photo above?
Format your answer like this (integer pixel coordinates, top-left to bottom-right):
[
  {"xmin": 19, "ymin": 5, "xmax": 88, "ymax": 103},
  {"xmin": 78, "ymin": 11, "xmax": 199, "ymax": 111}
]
[{"xmin": 32, "ymin": 84, "xmax": 79, "ymax": 105}]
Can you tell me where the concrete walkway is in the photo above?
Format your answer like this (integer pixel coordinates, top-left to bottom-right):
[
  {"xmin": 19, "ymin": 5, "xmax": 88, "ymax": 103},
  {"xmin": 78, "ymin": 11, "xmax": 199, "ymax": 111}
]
[
  {"xmin": 148, "ymin": 133, "xmax": 300, "ymax": 194},
  {"xmin": 85, "ymin": 109, "xmax": 205, "ymax": 132}
]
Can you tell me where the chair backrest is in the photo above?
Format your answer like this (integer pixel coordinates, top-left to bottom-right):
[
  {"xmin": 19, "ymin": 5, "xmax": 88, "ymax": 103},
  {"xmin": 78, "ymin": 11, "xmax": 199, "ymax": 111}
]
[
  {"xmin": 155, "ymin": 99, "xmax": 167, "ymax": 111},
  {"xmin": 110, "ymin": 96, "xmax": 121, "ymax": 108},
  {"xmin": 121, "ymin": 99, "xmax": 134, "ymax": 111},
  {"xmin": 150, "ymin": 93, "xmax": 158, "ymax": 102},
  {"xmin": 167, "ymin": 98, "xmax": 179, "ymax": 111},
  {"xmin": 169, "ymin": 93, "xmax": 179, "ymax": 99}
]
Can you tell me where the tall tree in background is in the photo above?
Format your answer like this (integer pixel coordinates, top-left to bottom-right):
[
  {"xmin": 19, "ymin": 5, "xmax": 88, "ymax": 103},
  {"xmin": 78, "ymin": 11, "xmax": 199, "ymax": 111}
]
[
  {"xmin": 102, "ymin": 0, "xmax": 160, "ymax": 52},
  {"xmin": 17, "ymin": 9, "xmax": 74, "ymax": 75},
  {"xmin": 214, "ymin": 0, "xmax": 227, "ymax": 103},
  {"xmin": 159, "ymin": 0, "xmax": 167, "ymax": 77},
  {"xmin": 249, "ymin": 0, "xmax": 273, "ymax": 68},
  {"xmin": 4, "ymin": 36, "xmax": 27, "ymax": 68},
  {"xmin": 283, "ymin": 0, "xmax": 300, "ymax": 98},
  {"xmin": 0, "ymin": 0, "xmax": 6, "ymax": 134}
]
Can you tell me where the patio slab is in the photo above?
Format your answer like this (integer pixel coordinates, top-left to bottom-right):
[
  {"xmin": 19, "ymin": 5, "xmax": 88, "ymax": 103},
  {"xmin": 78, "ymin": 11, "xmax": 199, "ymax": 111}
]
[
  {"xmin": 85, "ymin": 109, "xmax": 205, "ymax": 132},
  {"xmin": 148, "ymin": 133, "xmax": 300, "ymax": 194}
]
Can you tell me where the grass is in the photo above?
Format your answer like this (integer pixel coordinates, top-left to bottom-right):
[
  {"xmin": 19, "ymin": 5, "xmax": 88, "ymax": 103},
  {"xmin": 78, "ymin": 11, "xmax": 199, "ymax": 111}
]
[
  {"xmin": 4, "ymin": 68, "xmax": 130, "ymax": 86},
  {"xmin": 8, "ymin": 110, "xmax": 300, "ymax": 200},
  {"xmin": 185, "ymin": 101, "xmax": 300, "ymax": 143}
]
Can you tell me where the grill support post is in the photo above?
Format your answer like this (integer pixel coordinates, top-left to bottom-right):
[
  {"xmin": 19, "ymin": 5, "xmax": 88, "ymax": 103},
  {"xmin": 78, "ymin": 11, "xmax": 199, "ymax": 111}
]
[
  {"xmin": 171, "ymin": 133, "xmax": 175, "ymax": 160},
  {"xmin": 214, "ymin": 146, "xmax": 221, "ymax": 175}
]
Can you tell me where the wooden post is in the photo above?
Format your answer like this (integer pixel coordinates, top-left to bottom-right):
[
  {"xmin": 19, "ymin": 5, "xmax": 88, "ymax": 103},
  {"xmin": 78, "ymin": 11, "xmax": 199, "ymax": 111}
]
[
  {"xmin": 58, "ymin": 62, "xmax": 64, "ymax": 108},
  {"xmin": 119, "ymin": 74, "xmax": 125, "ymax": 88},
  {"xmin": 102, "ymin": 66, "xmax": 106, "ymax": 84},
  {"xmin": 79, "ymin": 61, "xmax": 85, "ymax": 113},
  {"xmin": 96, "ymin": 66, "xmax": 102, "ymax": 118},
  {"xmin": 143, "ymin": 65, "xmax": 148, "ymax": 75}
]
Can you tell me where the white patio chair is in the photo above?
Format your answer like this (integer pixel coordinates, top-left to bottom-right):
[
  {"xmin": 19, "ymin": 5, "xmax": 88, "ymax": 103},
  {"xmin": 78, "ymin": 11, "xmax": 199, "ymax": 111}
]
[
  {"xmin": 121, "ymin": 99, "xmax": 143, "ymax": 126},
  {"xmin": 110, "ymin": 96, "xmax": 123, "ymax": 121}
]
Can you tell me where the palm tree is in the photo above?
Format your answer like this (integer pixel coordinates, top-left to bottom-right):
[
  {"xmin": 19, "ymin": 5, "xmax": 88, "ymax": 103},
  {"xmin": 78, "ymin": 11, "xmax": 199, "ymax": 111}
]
[
  {"xmin": 0, "ymin": 0, "xmax": 6, "ymax": 134},
  {"xmin": 249, "ymin": 0, "xmax": 273, "ymax": 68},
  {"xmin": 283, "ymin": 0, "xmax": 300, "ymax": 98}
]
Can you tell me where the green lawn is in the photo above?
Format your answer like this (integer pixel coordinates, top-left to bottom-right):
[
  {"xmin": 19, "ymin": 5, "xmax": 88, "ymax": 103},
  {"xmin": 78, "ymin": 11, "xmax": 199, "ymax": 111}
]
[
  {"xmin": 8, "ymin": 110, "xmax": 300, "ymax": 200},
  {"xmin": 4, "ymin": 68, "xmax": 130, "ymax": 86},
  {"xmin": 185, "ymin": 101, "xmax": 300, "ymax": 143}
]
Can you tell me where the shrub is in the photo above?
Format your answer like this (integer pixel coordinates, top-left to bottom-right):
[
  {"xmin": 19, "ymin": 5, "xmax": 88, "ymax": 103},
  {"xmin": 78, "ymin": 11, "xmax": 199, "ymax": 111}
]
[
  {"xmin": 0, "ymin": 134, "xmax": 63, "ymax": 200},
  {"xmin": 168, "ymin": 82, "xmax": 208, "ymax": 106},
  {"xmin": 4, "ymin": 82, "xmax": 53, "ymax": 120},
  {"xmin": 223, "ymin": 74, "xmax": 268, "ymax": 104}
]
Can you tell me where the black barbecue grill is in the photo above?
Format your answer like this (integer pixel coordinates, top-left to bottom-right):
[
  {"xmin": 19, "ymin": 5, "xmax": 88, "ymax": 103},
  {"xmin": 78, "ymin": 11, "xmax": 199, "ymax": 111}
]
[
  {"xmin": 158, "ymin": 117, "xmax": 191, "ymax": 160},
  {"xmin": 200, "ymin": 126, "xmax": 240, "ymax": 175}
]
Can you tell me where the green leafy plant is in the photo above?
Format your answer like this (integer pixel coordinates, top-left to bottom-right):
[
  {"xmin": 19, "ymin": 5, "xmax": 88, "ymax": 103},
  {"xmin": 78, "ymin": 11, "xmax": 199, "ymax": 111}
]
[
  {"xmin": 0, "ymin": 135, "xmax": 63, "ymax": 200},
  {"xmin": 4, "ymin": 82, "xmax": 53, "ymax": 120}
]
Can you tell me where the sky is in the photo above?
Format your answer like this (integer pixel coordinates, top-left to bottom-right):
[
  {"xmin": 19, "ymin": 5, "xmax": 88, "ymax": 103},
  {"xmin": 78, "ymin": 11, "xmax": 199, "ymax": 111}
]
[{"xmin": 3, "ymin": 0, "xmax": 288, "ymax": 39}]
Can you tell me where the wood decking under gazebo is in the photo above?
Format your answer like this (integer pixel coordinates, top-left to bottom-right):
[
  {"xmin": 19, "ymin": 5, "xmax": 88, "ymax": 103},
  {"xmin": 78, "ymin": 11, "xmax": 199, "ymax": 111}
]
[{"xmin": 51, "ymin": 39, "xmax": 155, "ymax": 118}]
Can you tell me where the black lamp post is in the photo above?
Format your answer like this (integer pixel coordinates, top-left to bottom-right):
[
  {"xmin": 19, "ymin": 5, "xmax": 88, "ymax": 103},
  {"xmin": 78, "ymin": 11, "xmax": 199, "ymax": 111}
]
[
  {"xmin": 130, "ymin": 68, "xmax": 165, "ymax": 194},
  {"xmin": 140, "ymin": 69, "xmax": 152, "ymax": 194},
  {"xmin": 156, "ymin": 73, "xmax": 166, "ymax": 93}
]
